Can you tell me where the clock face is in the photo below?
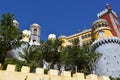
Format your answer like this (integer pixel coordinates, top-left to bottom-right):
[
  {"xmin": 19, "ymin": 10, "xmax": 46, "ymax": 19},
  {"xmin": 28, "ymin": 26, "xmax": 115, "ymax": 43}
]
[{"xmin": 98, "ymin": 30, "xmax": 104, "ymax": 37}]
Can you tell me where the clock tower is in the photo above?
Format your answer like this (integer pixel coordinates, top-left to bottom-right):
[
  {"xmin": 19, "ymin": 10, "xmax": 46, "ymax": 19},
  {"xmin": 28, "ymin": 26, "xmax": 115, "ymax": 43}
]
[
  {"xmin": 92, "ymin": 19, "xmax": 113, "ymax": 41},
  {"xmin": 97, "ymin": 4, "xmax": 120, "ymax": 37}
]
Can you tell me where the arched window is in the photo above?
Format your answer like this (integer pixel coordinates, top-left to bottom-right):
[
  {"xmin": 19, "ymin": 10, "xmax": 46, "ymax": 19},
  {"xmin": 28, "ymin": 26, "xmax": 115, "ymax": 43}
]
[
  {"xmin": 98, "ymin": 30, "xmax": 104, "ymax": 37},
  {"xmin": 98, "ymin": 24, "xmax": 101, "ymax": 27},
  {"xmin": 33, "ymin": 39, "xmax": 36, "ymax": 42},
  {"xmin": 102, "ymin": 23, "xmax": 104, "ymax": 27},
  {"xmin": 34, "ymin": 29, "xmax": 37, "ymax": 34}
]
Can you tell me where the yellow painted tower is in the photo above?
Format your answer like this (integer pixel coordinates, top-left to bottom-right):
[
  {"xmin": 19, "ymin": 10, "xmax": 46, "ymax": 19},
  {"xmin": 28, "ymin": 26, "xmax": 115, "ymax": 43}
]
[{"xmin": 92, "ymin": 19, "xmax": 113, "ymax": 41}]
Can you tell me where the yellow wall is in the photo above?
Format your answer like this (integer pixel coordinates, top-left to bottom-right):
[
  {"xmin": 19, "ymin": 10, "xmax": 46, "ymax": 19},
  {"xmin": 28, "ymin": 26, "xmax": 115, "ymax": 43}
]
[
  {"xmin": 92, "ymin": 19, "xmax": 113, "ymax": 41},
  {"xmin": 93, "ymin": 29, "xmax": 113, "ymax": 40},
  {"xmin": 80, "ymin": 31, "xmax": 92, "ymax": 45},
  {"xmin": 59, "ymin": 29, "xmax": 92, "ymax": 47},
  {"xmin": 0, "ymin": 64, "xmax": 110, "ymax": 80},
  {"xmin": 59, "ymin": 37, "xmax": 70, "ymax": 47}
]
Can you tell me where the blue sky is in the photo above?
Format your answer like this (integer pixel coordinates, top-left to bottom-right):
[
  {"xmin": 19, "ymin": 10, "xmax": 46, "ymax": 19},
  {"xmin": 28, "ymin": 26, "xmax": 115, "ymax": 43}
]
[{"xmin": 0, "ymin": 0, "xmax": 120, "ymax": 41}]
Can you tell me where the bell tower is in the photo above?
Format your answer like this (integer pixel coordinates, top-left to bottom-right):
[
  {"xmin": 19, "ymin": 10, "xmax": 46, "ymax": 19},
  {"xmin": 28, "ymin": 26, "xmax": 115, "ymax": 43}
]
[{"xmin": 29, "ymin": 23, "xmax": 41, "ymax": 46}]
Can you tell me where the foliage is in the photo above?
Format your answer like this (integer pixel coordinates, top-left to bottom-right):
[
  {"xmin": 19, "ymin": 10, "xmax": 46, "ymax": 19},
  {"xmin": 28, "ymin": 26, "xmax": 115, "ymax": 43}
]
[
  {"xmin": 3, "ymin": 58, "xmax": 28, "ymax": 71},
  {"xmin": 41, "ymin": 39, "xmax": 62, "ymax": 69},
  {"xmin": 19, "ymin": 46, "xmax": 43, "ymax": 72},
  {"xmin": 60, "ymin": 38, "xmax": 101, "ymax": 74},
  {"xmin": 3, "ymin": 38, "xmax": 100, "ymax": 75},
  {"xmin": 0, "ymin": 13, "xmax": 23, "ymax": 63},
  {"xmin": 110, "ymin": 77, "xmax": 120, "ymax": 80},
  {"xmin": 0, "ymin": 14, "xmax": 101, "ymax": 74}
]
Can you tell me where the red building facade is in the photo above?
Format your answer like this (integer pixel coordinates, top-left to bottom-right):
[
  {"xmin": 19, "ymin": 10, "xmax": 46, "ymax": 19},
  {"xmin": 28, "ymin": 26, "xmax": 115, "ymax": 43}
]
[{"xmin": 97, "ymin": 4, "xmax": 120, "ymax": 37}]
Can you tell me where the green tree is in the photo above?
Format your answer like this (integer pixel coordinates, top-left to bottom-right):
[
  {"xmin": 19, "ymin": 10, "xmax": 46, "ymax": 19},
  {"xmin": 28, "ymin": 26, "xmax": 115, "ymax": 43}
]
[
  {"xmin": 110, "ymin": 77, "xmax": 120, "ymax": 80},
  {"xmin": 3, "ymin": 58, "xmax": 28, "ymax": 71},
  {"xmin": 0, "ymin": 13, "xmax": 23, "ymax": 63},
  {"xmin": 60, "ymin": 38, "xmax": 100, "ymax": 74},
  {"xmin": 41, "ymin": 39, "xmax": 62, "ymax": 69},
  {"xmin": 19, "ymin": 46, "xmax": 43, "ymax": 72}
]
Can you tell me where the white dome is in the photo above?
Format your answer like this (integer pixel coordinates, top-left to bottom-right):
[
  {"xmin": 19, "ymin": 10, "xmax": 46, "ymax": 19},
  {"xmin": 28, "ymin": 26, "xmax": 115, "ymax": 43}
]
[
  {"xmin": 31, "ymin": 23, "xmax": 41, "ymax": 28},
  {"xmin": 13, "ymin": 20, "xmax": 19, "ymax": 24},
  {"xmin": 48, "ymin": 34, "xmax": 56, "ymax": 40},
  {"xmin": 22, "ymin": 30, "xmax": 31, "ymax": 35}
]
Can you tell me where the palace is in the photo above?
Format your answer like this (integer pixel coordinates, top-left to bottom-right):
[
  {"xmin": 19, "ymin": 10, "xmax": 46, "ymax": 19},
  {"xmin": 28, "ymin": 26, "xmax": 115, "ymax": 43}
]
[
  {"xmin": 58, "ymin": 4, "xmax": 120, "ymax": 78},
  {"xmin": 58, "ymin": 4, "xmax": 120, "ymax": 47},
  {"xmin": 11, "ymin": 4, "xmax": 120, "ymax": 78}
]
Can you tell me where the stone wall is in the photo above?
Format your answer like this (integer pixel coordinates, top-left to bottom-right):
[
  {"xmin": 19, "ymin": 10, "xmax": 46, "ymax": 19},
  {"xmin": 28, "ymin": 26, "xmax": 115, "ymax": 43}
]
[
  {"xmin": 0, "ymin": 64, "xmax": 110, "ymax": 80},
  {"xmin": 92, "ymin": 37, "xmax": 120, "ymax": 77}
]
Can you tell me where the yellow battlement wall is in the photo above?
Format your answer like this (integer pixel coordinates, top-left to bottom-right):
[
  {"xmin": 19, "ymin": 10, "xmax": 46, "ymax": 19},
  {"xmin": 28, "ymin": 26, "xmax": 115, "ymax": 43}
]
[{"xmin": 0, "ymin": 64, "xmax": 110, "ymax": 80}]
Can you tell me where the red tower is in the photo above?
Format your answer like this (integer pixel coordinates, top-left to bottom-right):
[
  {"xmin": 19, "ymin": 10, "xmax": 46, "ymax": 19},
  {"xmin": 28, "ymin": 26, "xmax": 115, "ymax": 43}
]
[{"xmin": 97, "ymin": 4, "xmax": 120, "ymax": 37}]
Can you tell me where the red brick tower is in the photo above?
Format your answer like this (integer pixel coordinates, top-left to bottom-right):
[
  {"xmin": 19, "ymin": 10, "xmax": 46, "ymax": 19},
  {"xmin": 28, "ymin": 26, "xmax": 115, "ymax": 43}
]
[{"xmin": 97, "ymin": 4, "xmax": 120, "ymax": 37}]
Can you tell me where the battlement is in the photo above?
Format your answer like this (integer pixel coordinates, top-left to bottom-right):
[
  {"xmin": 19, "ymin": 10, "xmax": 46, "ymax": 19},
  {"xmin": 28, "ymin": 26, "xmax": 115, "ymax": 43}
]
[
  {"xmin": 92, "ymin": 37, "xmax": 120, "ymax": 50},
  {"xmin": 0, "ymin": 63, "xmax": 110, "ymax": 80},
  {"xmin": 97, "ymin": 4, "xmax": 118, "ymax": 18},
  {"xmin": 97, "ymin": 9, "xmax": 118, "ymax": 18}
]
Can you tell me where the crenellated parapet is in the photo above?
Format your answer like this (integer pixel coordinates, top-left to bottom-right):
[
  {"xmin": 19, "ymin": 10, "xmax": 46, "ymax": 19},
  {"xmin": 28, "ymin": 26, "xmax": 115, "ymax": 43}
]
[
  {"xmin": 92, "ymin": 19, "xmax": 110, "ymax": 32},
  {"xmin": 0, "ymin": 63, "xmax": 110, "ymax": 80},
  {"xmin": 97, "ymin": 9, "xmax": 118, "ymax": 18},
  {"xmin": 97, "ymin": 9, "xmax": 108, "ymax": 18},
  {"xmin": 92, "ymin": 37, "xmax": 120, "ymax": 50},
  {"xmin": 92, "ymin": 36, "xmax": 120, "ymax": 77},
  {"xmin": 92, "ymin": 19, "xmax": 113, "ymax": 41},
  {"xmin": 97, "ymin": 4, "xmax": 118, "ymax": 18}
]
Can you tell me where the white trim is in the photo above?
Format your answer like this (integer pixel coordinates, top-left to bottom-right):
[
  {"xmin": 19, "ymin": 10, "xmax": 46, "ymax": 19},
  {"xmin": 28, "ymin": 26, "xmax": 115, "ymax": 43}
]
[{"xmin": 109, "ymin": 13, "xmax": 120, "ymax": 37}]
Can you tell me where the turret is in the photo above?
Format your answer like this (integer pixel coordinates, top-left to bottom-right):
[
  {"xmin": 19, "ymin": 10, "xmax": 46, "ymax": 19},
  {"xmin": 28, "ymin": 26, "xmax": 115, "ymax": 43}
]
[
  {"xmin": 13, "ymin": 20, "xmax": 19, "ymax": 28},
  {"xmin": 106, "ymin": 4, "xmax": 111, "ymax": 11},
  {"xmin": 22, "ymin": 30, "xmax": 31, "ymax": 42},
  {"xmin": 92, "ymin": 19, "xmax": 120, "ymax": 78},
  {"xmin": 29, "ymin": 23, "xmax": 41, "ymax": 46},
  {"xmin": 92, "ymin": 19, "xmax": 113, "ymax": 41}
]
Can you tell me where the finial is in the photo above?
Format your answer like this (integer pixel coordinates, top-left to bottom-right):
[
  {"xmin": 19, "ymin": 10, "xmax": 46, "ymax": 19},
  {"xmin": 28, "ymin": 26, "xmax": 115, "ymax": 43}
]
[
  {"xmin": 106, "ymin": 3, "xmax": 111, "ymax": 10},
  {"xmin": 106, "ymin": 3, "xmax": 109, "ymax": 6}
]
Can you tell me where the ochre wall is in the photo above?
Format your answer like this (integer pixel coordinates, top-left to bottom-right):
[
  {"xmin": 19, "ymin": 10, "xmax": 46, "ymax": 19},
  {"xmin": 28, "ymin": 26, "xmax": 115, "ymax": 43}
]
[
  {"xmin": 93, "ymin": 29, "xmax": 113, "ymax": 40},
  {"xmin": 60, "ymin": 29, "xmax": 92, "ymax": 47},
  {"xmin": 0, "ymin": 64, "xmax": 110, "ymax": 80}
]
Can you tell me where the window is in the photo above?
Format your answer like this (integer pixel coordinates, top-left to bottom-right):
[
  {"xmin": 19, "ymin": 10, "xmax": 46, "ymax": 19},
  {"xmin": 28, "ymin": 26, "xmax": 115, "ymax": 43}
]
[
  {"xmin": 95, "ymin": 25, "xmax": 97, "ymax": 29},
  {"xmin": 88, "ymin": 34, "xmax": 91, "ymax": 37},
  {"xmin": 98, "ymin": 24, "xmax": 101, "ymax": 27},
  {"xmin": 34, "ymin": 29, "xmax": 37, "ymax": 34},
  {"xmin": 102, "ymin": 23, "xmax": 104, "ymax": 27},
  {"xmin": 89, "ymin": 41, "xmax": 92, "ymax": 44},
  {"xmin": 85, "ymin": 35, "xmax": 87, "ymax": 38},
  {"xmin": 98, "ymin": 30, "xmax": 104, "ymax": 37},
  {"xmin": 33, "ymin": 39, "xmax": 36, "ymax": 42},
  {"xmin": 68, "ymin": 40, "xmax": 72, "ymax": 43},
  {"xmin": 82, "ymin": 35, "xmax": 84, "ymax": 39}
]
